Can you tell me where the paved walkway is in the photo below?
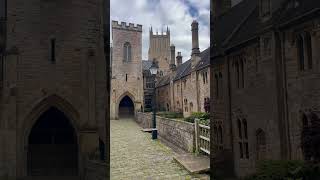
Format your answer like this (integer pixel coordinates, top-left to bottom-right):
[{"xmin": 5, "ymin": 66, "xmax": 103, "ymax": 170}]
[{"xmin": 111, "ymin": 119, "xmax": 209, "ymax": 180}]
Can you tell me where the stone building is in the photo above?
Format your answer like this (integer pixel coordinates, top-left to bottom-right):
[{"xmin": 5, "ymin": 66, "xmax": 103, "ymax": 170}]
[
  {"xmin": 211, "ymin": 0, "xmax": 320, "ymax": 178},
  {"xmin": 142, "ymin": 60, "xmax": 155, "ymax": 111},
  {"xmin": 0, "ymin": 0, "xmax": 107, "ymax": 178},
  {"xmin": 148, "ymin": 27, "xmax": 171, "ymax": 76},
  {"xmin": 155, "ymin": 21, "xmax": 210, "ymax": 117},
  {"xmin": 110, "ymin": 21, "xmax": 144, "ymax": 119}
]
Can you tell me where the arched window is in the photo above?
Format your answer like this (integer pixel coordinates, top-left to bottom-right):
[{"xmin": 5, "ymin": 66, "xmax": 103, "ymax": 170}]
[
  {"xmin": 297, "ymin": 35, "xmax": 304, "ymax": 71},
  {"xmin": 189, "ymin": 102, "xmax": 193, "ymax": 112},
  {"xmin": 256, "ymin": 129, "xmax": 266, "ymax": 161},
  {"xmin": 238, "ymin": 119, "xmax": 242, "ymax": 139},
  {"xmin": 243, "ymin": 119, "xmax": 248, "ymax": 139},
  {"xmin": 123, "ymin": 42, "xmax": 131, "ymax": 62},
  {"xmin": 214, "ymin": 125, "xmax": 218, "ymax": 143},
  {"xmin": 305, "ymin": 32, "xmax": 313, "ymax": 69}
]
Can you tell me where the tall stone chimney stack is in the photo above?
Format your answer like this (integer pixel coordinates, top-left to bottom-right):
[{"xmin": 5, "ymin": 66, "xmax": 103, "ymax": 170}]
[
  {"xmin": 191, "ymin": 20, "xmax": 200, "ymax": 56},
  {"xmin": 170, "ymin": 44, "xmax": 176, "ymax": 71},
  {"xmin": 176, "ymin": 52, "xmax": 182, "ymax": 67}
]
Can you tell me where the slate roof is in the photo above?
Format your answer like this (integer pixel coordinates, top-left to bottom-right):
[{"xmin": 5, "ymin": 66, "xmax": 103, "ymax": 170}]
[
  {"xmin": 213, "ymin": 0, "xmax": 320, "ymax": 59},
  {"xmin": 156, "ymin": 74, "xmax": 171, "ymax": 88}
]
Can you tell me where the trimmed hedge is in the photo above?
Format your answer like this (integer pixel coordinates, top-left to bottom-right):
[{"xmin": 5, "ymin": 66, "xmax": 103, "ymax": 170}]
[
  {"xmin": 244, "ymin": 160, "xmax": 320, "ymax": 180},
  {"xmin": 157, "ymin": 111, "xmax": 184, "ymax": 119},
  {"xmin": 184, "ymin": 112, "xmax": 210, "ymax": 124}
]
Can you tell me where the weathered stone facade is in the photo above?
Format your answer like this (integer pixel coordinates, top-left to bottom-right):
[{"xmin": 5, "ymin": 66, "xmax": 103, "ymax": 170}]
[
  {"xmin": 110, "ymin": 21, "xmax": 144, "ymax": 120},
  {"xmin": 155, "ymin": 21, "xmax": 210, "ymax": 118},
  {"xmin": 211, "ymin": 0, "xmax": 320, "ymax": 178},
  {"xmin": 0, "ymin": 0, "xmax": 107, "ymax": 178},
  {"xmin": 148, "ymin": 28, "xmax": 171, "ymax": 76}
]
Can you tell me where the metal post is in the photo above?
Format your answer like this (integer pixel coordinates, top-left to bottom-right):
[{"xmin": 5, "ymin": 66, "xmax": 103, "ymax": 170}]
[{"xmin": 152, "ymin": 74, "xmax": 157, "ymax": 139}]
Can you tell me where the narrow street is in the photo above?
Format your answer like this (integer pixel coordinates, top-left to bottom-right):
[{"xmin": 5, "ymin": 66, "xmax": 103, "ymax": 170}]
[{"xmin": 110, "ymin": 119, "xmax": 207, "ymax": 179}]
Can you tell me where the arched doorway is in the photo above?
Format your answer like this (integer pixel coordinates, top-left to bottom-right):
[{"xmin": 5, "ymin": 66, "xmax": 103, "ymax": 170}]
[
  {"xmin": 118, "ymin": 95, "xmax": 134, "ymax": 118},
  {"xmin": 27, "ymin": 107, "xmax": 78, "ymax": 176}
]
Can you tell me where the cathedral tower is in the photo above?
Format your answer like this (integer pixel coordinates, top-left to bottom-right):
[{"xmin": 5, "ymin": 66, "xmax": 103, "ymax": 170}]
[{"xmin": 148, "ymin": 26, "xmax": 171, "ymax": 76}]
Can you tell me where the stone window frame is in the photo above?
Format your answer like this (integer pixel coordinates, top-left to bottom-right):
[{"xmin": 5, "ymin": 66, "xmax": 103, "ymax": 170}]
[
  {"xmin": 296, "ymin": 31, "xmax": 313, "ymax": 72},
  {"xmin": 123, "ymin": 42, "xmax": 132, "ymax": 63},
  {"xmin": 232, "ymin": 54, "xmax": 246, "ymax": 89},
  {"xmin": 50, "ymin": 38, "xmax": 56, "ymax": 63},
  {"xmin": 237, "ymin": 118, "xmax": 249, "ymax": 159},
  {"xmin": 256, "ymin": 128, "xmax": 267, "ymax": 161}
]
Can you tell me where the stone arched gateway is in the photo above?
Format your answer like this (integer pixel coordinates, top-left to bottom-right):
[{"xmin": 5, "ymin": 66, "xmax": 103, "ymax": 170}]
[
  {"xmin": 20, "ymin": 95, "xmax": 81, "ymax": 177},
  {"xmin": 116, "ymin": 92, "xmax": 136, "ymax": 119}
]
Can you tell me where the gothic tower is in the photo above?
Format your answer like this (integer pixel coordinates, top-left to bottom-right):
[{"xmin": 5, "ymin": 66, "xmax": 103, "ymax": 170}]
[
  {"xmin": 111, "ymin": 21, "xmax": 144, "ymax": 120},
  {"xmin": 148, "ymin": 26, "xmax": 171, "ymax": 76}
]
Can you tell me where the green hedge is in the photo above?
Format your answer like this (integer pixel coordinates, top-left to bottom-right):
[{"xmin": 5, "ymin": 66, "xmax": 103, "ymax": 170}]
[
  {"xmin": 184, "ymin": 112, "xmax": 210, "ymax": 124},
  {"xmin": 157, "ymin": 111, "xmax": 184, "ymax": 119},
  {"xmin": 244, "ymin": 160, "xmax": 320, "ymax": 180}
]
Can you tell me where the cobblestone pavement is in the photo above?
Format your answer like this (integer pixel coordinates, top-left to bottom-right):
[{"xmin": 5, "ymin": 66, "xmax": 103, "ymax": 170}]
[{"xmin": 111, "ymin": 119, "xmax": 210, "ymax": 180}]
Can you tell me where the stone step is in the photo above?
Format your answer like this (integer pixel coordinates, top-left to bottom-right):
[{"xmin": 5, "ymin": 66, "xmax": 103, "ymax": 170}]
[{"xmin": 174, "ymin": 153, "xmax": 210, "ymax": 174}]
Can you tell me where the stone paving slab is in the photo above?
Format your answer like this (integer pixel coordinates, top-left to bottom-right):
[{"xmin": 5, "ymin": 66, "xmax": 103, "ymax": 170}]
[
  {"xmin": 174, "ymin": 154, "xmax": 210, "ymax": 174},
  {"xmin": 111, "ymin": 119, "xmax": 210, "ymax": 180}
]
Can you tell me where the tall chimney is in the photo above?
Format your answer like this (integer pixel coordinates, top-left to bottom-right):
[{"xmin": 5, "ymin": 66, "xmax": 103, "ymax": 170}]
[
  {"xmin": 176, "ymin": 52, "xmax": 182, "ymax": 67},
  {"xmin": 191, "ymin": 20, "xmax": 200, "ymax": 56},
  {"xmin": 170, "ymin": 44, "xmax": 176, "ymax": 71}
]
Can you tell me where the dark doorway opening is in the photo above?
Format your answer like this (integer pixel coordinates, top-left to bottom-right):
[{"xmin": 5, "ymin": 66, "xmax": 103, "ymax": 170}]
[
  {"xmin": 118, "ymin": 96, "xmax": 134, "ymax": 118},
  {"xmin": 27, "ymin": 107, "xmax": 78, "ymax": 176}
]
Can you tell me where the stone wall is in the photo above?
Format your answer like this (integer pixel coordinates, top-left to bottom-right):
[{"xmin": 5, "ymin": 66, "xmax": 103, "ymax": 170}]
[
  {"xmin": 84, "ymin": 160, "xmax": 107, "ymax": 180},
  {"xmin": 135, "ymin": 112, "xmax": 195, "ymax": 152}
]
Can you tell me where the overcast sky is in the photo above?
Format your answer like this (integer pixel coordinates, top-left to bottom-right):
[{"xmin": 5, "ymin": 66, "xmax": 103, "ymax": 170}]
[{"xmin": 111, "ymin": 0, "xmax": 210, "ymax": 62}]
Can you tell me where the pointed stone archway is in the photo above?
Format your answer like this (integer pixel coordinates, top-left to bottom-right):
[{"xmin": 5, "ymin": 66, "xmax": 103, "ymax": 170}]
[
  {"xmin": 20, "ymin": 95, "xmax": 81, "ymax": 177},
  {"xmin": 27, "ymin": 106, "xmax": 78, "ymax": 176},
  {"xmin": 118, "ymin": 95, "xmax": 135, "ymax": 119}
]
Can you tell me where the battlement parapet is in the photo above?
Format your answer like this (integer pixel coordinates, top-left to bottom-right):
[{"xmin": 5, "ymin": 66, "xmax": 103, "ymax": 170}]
[{"xmin": 112, "ymin": 20, "xmax": 142, "ymax": 32}]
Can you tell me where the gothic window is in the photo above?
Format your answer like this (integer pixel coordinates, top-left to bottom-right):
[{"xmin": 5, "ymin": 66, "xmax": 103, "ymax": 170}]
[
  {"xmin": 123, "ymin": 42, "xmax": 131, "ymax": 62},
  {"xmin": 125, "ymin": 74, "xmax": 128, "ymax": 82},
  {"xmin": 184, "ymin": 80, "xmax": 187, "ymax": 89},
  {"xmin": 238, "ymin": 119, "xmax": 242, "ymax": 139},
  {"xmin": 214, "ymin": 125, "xmax": 218, "ymax": 143},
  {"xmin": 51, "ymin": 38, "xmax": 56, "ymax": 62},
  {"xmin": 215, "ymin": 74, "xmax": 219, "ymax": 98},
  {"xmin": 189, "ymin": 102, "xmax": 193, "ymax": 112},
  {"xmin": 305, "ymin": 32, "xmax": 313, "ymax": 69},
  {"xmin": 239, "ymin": 142, "xmax": 244, "ymax": 159},
  {"xmin": 160, "ymin": 71, "xmax": 163, "ymax": 76},
  {"xmin": 297, "ymin": 34, "xmax": 305, "ymax": 71},
  {"xmin": 238, "ymin": 118, "xmax": 249, "ymax": 159},
  {"xmin": 256, "ymin": 129, "xmax": 266, "ymax": 161},
  {"xmin": 0, "ymin": 54, "xmax": 3, "ymax": 85},
  {"xmin": 243, "ymin": 119, "xmax": 248, "ymax": 139}
]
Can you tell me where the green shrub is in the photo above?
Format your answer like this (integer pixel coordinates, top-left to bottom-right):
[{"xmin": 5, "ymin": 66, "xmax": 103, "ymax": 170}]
[
  {"xmin": 244, "ymin": 160, "xmax": 320, "ymax": 180},
  {"xmin": 157, "ymin": 111, "xmax": 183, "ymax": 119},
  {"xmin": 184, "ymin": 112, "xmax": 210, "ymax": 124}
]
